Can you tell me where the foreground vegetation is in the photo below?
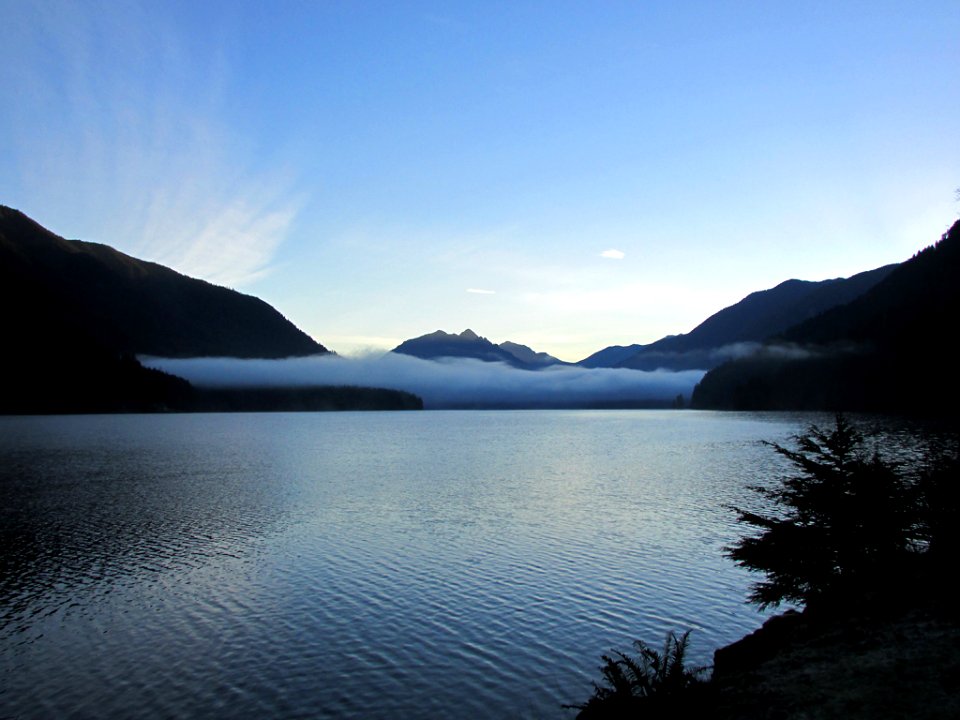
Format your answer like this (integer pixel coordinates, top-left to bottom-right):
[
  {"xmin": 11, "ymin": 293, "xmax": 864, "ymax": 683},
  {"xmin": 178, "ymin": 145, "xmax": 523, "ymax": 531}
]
[
  {"xmin": 566, "ymin": 631, "xmax": 710, "ymax": 717},
  {"xmin": 571, "ymin": 415, "xmax": 959, "ymax": 718}
]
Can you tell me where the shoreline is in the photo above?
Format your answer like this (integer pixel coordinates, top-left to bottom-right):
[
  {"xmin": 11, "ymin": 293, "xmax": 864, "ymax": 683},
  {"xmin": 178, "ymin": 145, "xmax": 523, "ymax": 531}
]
[{"xmin": 708, "ymin": 595, "xmax": 959, "ymax": 719}]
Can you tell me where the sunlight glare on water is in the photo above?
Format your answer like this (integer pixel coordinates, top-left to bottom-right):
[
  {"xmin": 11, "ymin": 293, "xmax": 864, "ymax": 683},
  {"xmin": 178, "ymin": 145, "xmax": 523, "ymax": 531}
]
[{"xmin": 1, "ymin": 410, "xmax": 824, "ymax": 718}]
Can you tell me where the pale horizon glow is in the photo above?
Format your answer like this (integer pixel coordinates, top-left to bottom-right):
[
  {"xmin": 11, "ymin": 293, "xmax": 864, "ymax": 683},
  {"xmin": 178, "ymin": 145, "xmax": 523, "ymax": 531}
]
[{"xmin": 2, "ymin": 1, "xmax": 958, "ymax": 362}]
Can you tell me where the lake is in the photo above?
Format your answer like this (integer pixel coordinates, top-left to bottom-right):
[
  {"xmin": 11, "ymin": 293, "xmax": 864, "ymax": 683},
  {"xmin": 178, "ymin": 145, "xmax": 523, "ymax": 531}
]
[{"xmin": 1, "ymin": 410, "xmax": 827, "ymax": 718}]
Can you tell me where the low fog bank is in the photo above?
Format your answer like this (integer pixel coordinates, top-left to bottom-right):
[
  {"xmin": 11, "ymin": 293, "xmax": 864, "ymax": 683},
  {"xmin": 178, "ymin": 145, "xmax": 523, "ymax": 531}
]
[
  {"xmin": 144, "ymin": 354, "xmax": 706, "ymax": 409},
  {"xmin": 713, "ymin": 341, "xmax": 861, "ymax": 362},
  {"xmin": 620, "ymin": 341, "xmax": 840, "ymax": 372}
]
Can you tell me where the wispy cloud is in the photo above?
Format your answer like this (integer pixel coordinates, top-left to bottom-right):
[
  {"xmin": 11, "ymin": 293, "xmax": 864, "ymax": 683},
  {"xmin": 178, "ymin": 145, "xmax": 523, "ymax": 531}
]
[
  {"xmin": 600, "ymin": 249, "xmax": 625, "ymax": 259},
  {"xmin": 2, "ymin": 2, "xmax": 298, "ymax": 288},
  {"xmin": 466, "ymin": 288, "xmax": 496, "ymax": 294}
]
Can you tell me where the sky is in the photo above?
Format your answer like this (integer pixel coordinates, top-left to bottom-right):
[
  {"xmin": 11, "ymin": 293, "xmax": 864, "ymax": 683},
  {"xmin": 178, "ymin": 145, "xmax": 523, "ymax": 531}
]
[{"xmin": 2, "ymin": 1, "xmax": 958, "ymax": 362}]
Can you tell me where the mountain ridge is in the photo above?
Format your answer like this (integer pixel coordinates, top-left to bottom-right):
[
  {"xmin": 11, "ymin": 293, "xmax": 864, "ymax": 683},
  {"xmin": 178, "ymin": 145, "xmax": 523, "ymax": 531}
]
[
  {"xmin": 392, "ymin": 329, "xmax": 564, "ymax": 369},
  {"xmin": 498, "ymin": 341, "xmax": 566, "ymax": 367},
  {"xmin": 0, "ymin": 205, "xmax": 426, "ymax": 413},
  {"xmin": 579, "ymin": 265, "xmax": 896, "ymax": 371},
  {"xmin": 691, "ymin": 219, "xmax": 960, "ymax": 413},
  {"xmin": 0, "ymin": 204, "xmax": 326, "ymax": 359}
]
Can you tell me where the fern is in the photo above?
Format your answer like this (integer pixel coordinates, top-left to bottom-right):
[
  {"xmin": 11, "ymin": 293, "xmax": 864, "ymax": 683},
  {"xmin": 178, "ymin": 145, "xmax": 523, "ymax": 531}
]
[{"xmin": 567, "ymin": 630, "xmax": 709, "ymax": 716}]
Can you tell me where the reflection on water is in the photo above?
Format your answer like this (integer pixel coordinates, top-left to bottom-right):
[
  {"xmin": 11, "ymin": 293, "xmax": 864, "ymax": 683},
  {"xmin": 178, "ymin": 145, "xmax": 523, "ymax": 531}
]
[
  {"xmin": 1, "ymin": 415, "xmax": 294, "ymax": 639},
  {"xmin": 1, "ymin": 410, "xmax": 857, "ymax": 718}
]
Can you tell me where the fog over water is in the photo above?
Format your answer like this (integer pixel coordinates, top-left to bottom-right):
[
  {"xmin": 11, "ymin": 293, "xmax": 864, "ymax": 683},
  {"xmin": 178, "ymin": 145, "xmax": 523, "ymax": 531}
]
[{"xmin": 145, "ymin": 354, "xmax": 706, "ymax": 409}]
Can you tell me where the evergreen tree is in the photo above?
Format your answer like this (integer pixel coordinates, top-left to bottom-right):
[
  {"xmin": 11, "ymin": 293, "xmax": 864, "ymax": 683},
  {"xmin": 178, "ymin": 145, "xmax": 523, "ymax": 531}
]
[{"xmin": 727, "ymin": 415, "xmax": 920, "ymax": 608}]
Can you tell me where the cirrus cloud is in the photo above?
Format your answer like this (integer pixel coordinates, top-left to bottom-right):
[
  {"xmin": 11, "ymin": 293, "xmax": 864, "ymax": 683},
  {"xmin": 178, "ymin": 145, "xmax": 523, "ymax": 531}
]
[{"xmin": 1, "ymin": 1, "xmax": 299, "ymax": 289}]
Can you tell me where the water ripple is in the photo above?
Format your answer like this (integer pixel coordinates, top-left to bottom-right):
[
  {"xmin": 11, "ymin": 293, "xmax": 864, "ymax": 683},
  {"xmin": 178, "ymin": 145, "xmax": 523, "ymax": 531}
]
[{"xmin": 1, "ymin": 410, "xmax": 917, "ymax": 719}]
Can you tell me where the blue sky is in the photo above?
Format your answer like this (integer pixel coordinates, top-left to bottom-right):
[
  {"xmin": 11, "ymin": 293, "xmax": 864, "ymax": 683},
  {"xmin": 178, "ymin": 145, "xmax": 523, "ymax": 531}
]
[{"xmin": 3, "ymin": 1, "xmax": 958, "ymax": 361}]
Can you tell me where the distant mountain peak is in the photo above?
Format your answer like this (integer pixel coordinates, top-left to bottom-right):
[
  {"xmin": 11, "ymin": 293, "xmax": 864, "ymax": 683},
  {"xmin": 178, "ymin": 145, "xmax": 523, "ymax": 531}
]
[
  {"xmin": 416, "ymin": 328, "xmax": 487, "ymax": 343},
  {"xmin": 392, "ymin": 329, "xmax": 563, "ymax": 369}
]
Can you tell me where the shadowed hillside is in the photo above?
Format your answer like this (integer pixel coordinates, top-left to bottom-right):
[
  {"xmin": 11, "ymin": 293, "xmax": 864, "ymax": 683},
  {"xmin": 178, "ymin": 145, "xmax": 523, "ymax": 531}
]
[
  {"xmin": 0, "ymin": 205, "xmax": 326, "ymax": 359},
  {"xmin": 581, "ymin": 265, "xmax": 894, "ymax": 371},
  {"xmin": 1, "ymin": 206, "xmax": 424, "ymax": 413},
  {"xmin": 692, "ymin": 220, "xmax": 960, "ymax": 413}
]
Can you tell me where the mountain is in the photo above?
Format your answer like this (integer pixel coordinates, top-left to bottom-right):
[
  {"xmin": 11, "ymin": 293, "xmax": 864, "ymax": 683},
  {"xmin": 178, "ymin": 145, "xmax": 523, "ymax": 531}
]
[
  {"xmin": 1, "ymin": 205, "xmax": 421, "ymax": 413},
  {"xmin": 497, "ymin": 341, "xmax": 566, "ymax": 367},
  {"xmin": 577, "ymin": 343, "xmax": 645, "ymax": 369},
  {"xmin": 581, "ymin": 265, "xmax": 895, "ymax": 371},
  {"xmin": 691, "ymin": 219, "xmax": 960, "ymax": 413},
  {"xmin": 392, "ymin": 329, "xmax": 558, "ymax": 369},
  {"xmin": 0, "ymin": 205, "xmax": 325, "ymax": 359}
]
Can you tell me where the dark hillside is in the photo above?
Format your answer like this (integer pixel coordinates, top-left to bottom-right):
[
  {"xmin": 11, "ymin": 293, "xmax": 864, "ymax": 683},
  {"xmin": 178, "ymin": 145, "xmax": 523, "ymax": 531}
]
[
  {"xmin": 692, "ymin": 220, "xmax": 960, "ymax": 413},
  {"xmin": 615, "ymin": 265, "xmax": 894, "ymax": 371},
  {"xmin": 781, "ymin": 222, "xmax": 960, "ymax": 350},
  {"xmin": 1, "ymin": 205, "xmax": 351, "ymax": 413},
  {"xmin": 0, "ymin": 205, "xmax": 325, "ymax": 359}
]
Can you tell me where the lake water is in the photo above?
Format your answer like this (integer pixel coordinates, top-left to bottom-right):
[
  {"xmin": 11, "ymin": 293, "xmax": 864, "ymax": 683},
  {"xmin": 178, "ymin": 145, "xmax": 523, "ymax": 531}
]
[{"xmin": 1, "ymin": 410, "xmax": 827, "ymax": 718}]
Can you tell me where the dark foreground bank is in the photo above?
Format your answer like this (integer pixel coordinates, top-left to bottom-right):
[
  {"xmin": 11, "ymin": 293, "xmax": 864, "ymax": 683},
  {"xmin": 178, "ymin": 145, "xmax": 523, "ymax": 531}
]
[
  {"xmin": 710, "ymin": 594, "xmax": 960, "ymax": 719},
  {"xmin": 574, "ymin": 578, "xmax": 960, "ymax": 720}
]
